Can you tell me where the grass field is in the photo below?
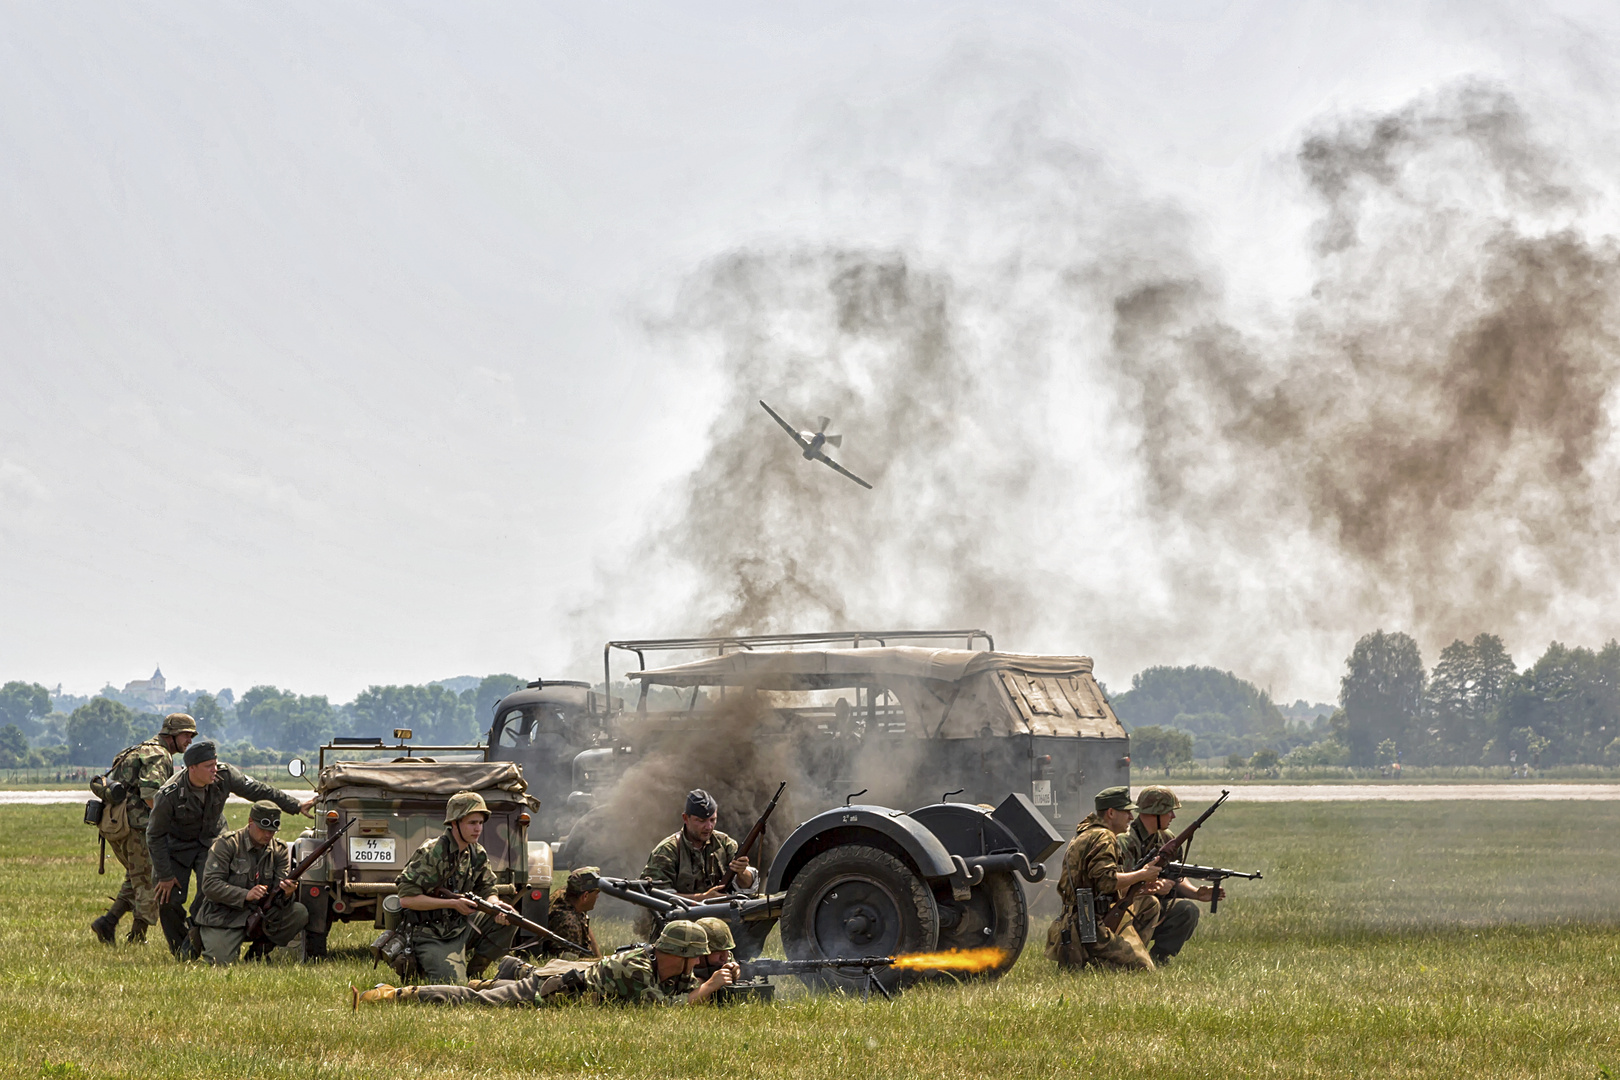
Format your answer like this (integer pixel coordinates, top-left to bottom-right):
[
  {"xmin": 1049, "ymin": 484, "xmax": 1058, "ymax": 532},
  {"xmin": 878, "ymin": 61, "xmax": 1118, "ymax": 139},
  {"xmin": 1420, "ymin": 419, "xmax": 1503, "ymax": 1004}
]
[{"xmin": 2, "ymin": 802, "xmax": 1617, "ymax": 1079}]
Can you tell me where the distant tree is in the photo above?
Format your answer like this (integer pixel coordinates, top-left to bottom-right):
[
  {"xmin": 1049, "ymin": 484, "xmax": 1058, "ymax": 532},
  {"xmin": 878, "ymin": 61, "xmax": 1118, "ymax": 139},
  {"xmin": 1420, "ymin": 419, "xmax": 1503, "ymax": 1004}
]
[
  {"xmin": 351, "ymin": 685, "xmax": 476, "ymax": 745},
  {"xmin": 1129, "ymin": 725, "xmax": 1194, "ymax": 776},
  {"xmin": 0, "ymin": 724, "xmax": 29, "ymax": 767},
  {"xmin": 1250, "ymin": 748, "xmax": 1280, "ymax": 773},
  {"xmin": 1337, "ymin": 631, "xmax": 1425, "ymax": 766},
  {"xmin": 1114, "ymin": 667, "xmax": 1285, "ymax": 738},
  {"xmin": 1499, "ymin": 640, "xmax": 1620, "ymax": 765},
  {"xmin": 67, "ymin": 698, "xmax": 142, "ymax": 766},
  {"xmin": 0, "ymin": 681, "xmax": 52, "ymax": 739},
  {"xmin": 236, "ymin": 686, "xmax": 336, "ymax": 752},
  {"xmin": 474, "ymin": 674, "xmax": 526, "ymax": 729},
  {"xmin": 1225, "ymin": 753, "xmax": 1248, "ymax": 771},
  {"xmin": 187, "ymin": 692, "xmax": 228, "ymax": 739},
  {"xmin": 1422, "ymin": 633, "xmax": 1517, "ymax": 764}
]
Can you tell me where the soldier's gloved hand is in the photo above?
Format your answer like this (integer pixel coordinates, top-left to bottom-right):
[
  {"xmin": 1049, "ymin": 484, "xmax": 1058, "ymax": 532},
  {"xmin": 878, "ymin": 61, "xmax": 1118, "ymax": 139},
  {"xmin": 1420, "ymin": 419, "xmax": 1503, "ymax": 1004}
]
[{"xmin": 246, "ymin": 884, "xmax": 270, "ymax": 902}]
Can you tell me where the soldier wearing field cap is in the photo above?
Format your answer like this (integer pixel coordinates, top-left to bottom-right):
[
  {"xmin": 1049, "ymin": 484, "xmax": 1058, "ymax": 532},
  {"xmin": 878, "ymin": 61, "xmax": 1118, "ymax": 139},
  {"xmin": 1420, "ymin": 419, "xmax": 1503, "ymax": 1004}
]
[
  {"xmin": 1045, "ymin": 785, "xmax": 1162, "ymax": 971},
  {"xmin": 194, "ymin": 800, "xmax": 309, "ymax": 965},
  {"xmin": 354, "ymin": 918, "xmax": 735, "ymax": 1007},
  {"xmin": 394, "ymin": 790, "xmax": 519, "ymax": 984},
  {"xmin": 1126, "ymin": 785, "xmax": 1224, "ymax": 965},
  {"xmin": 146, "ymin": 738, "xmax": 313, "ymax": 959},
  {"xmin": 641, "ymin": 788, "xmax": 757, "ymax": 900},
  {"xmin": 90, "ymin": 711, "xmax": 197, "ymax": 946},
  {"xmin": 544, "ymin": 865, "xmax": 602, "ymax": 958}
]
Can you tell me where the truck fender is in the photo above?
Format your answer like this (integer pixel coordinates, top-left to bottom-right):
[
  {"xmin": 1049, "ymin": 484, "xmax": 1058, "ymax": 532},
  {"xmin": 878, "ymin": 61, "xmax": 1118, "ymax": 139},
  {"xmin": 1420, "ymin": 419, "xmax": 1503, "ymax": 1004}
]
[{"xmin": 767, "ymin": 805, "xmax": 959, "ymax": 894}]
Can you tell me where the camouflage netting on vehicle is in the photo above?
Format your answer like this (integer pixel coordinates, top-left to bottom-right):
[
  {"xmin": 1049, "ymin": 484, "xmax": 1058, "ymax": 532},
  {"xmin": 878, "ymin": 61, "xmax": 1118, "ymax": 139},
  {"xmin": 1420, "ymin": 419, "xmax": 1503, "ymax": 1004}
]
[{"xmin": 317, "ymin": 761, "xmax": 534, "ymax": 802}]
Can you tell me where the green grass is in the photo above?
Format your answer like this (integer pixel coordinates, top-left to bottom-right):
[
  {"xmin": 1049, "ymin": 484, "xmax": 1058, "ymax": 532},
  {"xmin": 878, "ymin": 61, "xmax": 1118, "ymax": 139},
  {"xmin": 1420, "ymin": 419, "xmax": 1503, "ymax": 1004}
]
[{"xmin": 3, "ymin": 803, "xmax": 1618, "ymax": 1079}]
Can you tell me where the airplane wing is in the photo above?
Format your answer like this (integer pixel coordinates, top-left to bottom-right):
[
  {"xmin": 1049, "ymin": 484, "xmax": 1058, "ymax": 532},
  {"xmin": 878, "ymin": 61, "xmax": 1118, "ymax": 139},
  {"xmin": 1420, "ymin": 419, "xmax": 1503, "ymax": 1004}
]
[
  {"xmin": 817, "ymin": 453, "xmax": 873, "ymax": 490},
  {"xmin": 759, "ymin": 400, "xmax": 809, "ymax": 449}
]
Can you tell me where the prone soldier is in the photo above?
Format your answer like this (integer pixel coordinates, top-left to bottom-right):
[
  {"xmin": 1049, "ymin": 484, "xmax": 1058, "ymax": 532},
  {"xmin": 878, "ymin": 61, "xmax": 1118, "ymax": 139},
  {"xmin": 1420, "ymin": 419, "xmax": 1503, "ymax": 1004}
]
[
  {"xmin": 353, "ymin": 919, "xmax": 735, "ymax": 1007},
  {"xmin": 1045, "ymin": 785, "xmax": 1163, "ymax": 971},
  {"xmin": 194, "ymin": 800, "xmax": 309, "ymax": 965},
  {"xmin": 393, "ymin": 791, "xmax": 518, "ymax": 984},
  {"xmin": 146, "ymin": 739, "xmax": 313, "ymax": 959},
  {"xmin": 1124, "ymin": 785, "xmax": 1225, "ymax": 966},
  {"xmin": 90, "ymin": 712, "xmax": 196, "ymax": 945},
  {"xmin": 641, "ymin": 788, "xmax": 757, "ymax": 900}
]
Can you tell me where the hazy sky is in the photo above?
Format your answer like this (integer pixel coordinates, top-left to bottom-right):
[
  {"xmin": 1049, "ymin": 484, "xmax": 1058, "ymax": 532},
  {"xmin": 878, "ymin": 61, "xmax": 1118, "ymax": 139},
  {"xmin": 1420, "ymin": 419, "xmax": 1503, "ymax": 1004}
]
[{"xmin": 4, "ymin": 2, "xmax": 1618, "ymax": 702}]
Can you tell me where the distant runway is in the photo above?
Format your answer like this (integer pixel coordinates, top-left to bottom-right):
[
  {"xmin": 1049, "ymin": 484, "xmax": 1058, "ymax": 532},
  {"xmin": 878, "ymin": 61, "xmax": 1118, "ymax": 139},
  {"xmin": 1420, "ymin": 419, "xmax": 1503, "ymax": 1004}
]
[
  {"xmin": 0, "ymin": 791, "xmax": 263, "ymax": 805},
  {"xmin": 1173, "ymin": 783, "xmax": 1620, "ymax": 802}
]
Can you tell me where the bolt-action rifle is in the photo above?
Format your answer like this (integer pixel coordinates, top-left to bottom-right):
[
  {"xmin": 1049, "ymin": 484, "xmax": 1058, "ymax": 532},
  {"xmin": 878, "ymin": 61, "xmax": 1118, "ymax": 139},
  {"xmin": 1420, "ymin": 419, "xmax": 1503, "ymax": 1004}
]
[
  {"xmin": 1100, "ymin": 789, "xmax": 1231, "ymax": 935},
  {"xmin": 432, "ymin": 888, "xmax": 595, "ymax": 957},
  {"xmin": 246, "ymin": 817, "xmax": 355, "ymax": 942},
  {"xmin": 721, "ymin": 781, "xmax": 786, "ymax": 891}
]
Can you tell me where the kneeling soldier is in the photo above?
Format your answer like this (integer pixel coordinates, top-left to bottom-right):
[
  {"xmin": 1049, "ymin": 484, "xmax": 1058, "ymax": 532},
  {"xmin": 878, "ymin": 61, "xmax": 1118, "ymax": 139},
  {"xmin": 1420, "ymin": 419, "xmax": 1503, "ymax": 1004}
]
[
  {"xmin": 394, "ymin": 791, "xmax": 518, "ymax": 984},
  {"xmin": 353, "ymin": 919, "xmax": 733, "ymax": 1007},
  {"xmin": 546, "ymin": 866, "xmax": 602, "ymax": 958},
  {"xmin": 1045, "ymin": 785, "xmax": 1162, "ymax": 971},
  {"xmin": 1125, "ymin": 785, "xmax": 1224, "ymax": 966},
  {"xmin": 195, "ymin": 800, "xmax": 309, "ymax": 965}
]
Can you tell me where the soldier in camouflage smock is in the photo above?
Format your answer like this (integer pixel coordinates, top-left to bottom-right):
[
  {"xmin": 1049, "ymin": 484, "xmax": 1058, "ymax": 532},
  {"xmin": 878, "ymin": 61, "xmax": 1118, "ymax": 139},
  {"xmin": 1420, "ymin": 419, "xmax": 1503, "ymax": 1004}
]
[
  {"xmin": 394, "ymin": 791, "xmax": 519, "ymax": 984},
  {"xmin": 353, "ymin": 919, "xmax": 735, "ymax": 1007},
  {"xmin": 641, "ymin": 789, "xmax": 757, "ymax": 899},
  {"xmin": 1045, "ymin": 786, "xmax": 1163, "ymax": 971},
  {"xmin": 1124, "ymin": 786, "xmax": 1223, "ymax": 966},
  {"xmin": 90, "ymin": 712, "xmax": 196, "ymax": 945},
  {"xmin": 545, "ymin": 866, "xmax": 601, "ymax": 958}
]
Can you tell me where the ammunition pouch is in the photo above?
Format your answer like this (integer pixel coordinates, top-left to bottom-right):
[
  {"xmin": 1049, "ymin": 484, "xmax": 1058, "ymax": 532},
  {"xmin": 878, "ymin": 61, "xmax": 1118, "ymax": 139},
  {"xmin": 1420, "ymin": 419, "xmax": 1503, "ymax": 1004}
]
[
  {"xmin": 83, "ymin": 799, "xmax": 104, "ymax": 827},
  {"xmin": 370, "ymin": 926, "xmax": 417, "ymax": 981},
  {"xmin": 1074, "ymin": 889, "xmax": 1098, "ymax": 944}
]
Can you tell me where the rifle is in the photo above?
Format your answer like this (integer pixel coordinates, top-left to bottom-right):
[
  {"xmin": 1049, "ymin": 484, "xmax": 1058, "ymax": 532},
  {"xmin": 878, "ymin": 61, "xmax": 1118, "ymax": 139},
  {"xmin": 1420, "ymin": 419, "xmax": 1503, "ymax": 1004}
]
[
  {"xmin": 1159, "ymin": 861, "xmax": 1262, "ymax": 914},
  {"xmin": 721, "ymin": 781, "xmax": 786, "ymax": 891},
  {"xmin": 1100, "ymin": 789, "xmax": 1231, "ymax": 935},
  {"xmin": 245, "ymin": 817, "xmax": 355, "ymax": 941},
  {"xmin": 740, "ymin": 955, "xmax": 896, "ymax": 1000},
  {"xmin": 432, "ymin": 888, "xmax": 595, "ymax": 957}
]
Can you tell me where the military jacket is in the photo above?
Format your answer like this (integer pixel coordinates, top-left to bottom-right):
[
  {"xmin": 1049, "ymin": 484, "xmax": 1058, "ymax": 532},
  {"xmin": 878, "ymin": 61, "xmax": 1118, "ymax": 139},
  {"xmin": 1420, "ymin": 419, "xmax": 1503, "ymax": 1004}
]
[
  {"xmin": 641, "ymin": 830, "xmax": 739, "ymax": 894},
  {"xmin": 395, "ymin": 830, "xmax": 497, "ymax": 941},
  {"xmin": 580, "ymin": 944, "xmax": 697, "ymax": 1005},
  {"xmin": 1122, "ymin": 818, "xmax": 1172, "ymax": 871},
  {"xmin": 1057, "ymin": 813, "xmax": 1126, "ymax": 911},
  {"xmin": 195, "ymin": 826, "xmax": 293, "ymax": 929},
  {"xmin": 146, "ymin": 763, "xmax": 301, "ymax": 881},
  {"xmin": 105, "ymin": 737, "xmax": 175, "ymax": 831},
  {"xmin": 546, "ymin": 892, "xmax": 593, "ymax": 956}
]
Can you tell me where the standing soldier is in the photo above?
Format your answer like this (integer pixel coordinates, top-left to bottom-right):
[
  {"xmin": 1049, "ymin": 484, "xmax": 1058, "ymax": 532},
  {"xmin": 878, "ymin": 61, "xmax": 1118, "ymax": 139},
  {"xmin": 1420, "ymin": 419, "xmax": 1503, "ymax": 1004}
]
[
  {"xmin": 90, "ymin": 712, "xmax": 196, "ymax": 945},
  {"xmin": 545, "ymin": 866, "xmax": 602, "ymax": 958},
  {"xmin": 641, "ymin": 789, "xmax": 757, "ymax": 900},
  {"xmin": 393, "ymin": 791, "xmax": 519, "ymax": 984},
  {"xmin": 146, "ymin": 739, "xmax": 313, "ymax": 959},
  {"xmin": 194, "ymin": 800, "xmax": 310, "ymax": 965},
  {"xmin": 1124, "ymin": 785, "xmax": 1224, "ymax": 966},
  {"xmin": 1045, "ymin": 786, "xmax": 1163, "ymax": 971}
]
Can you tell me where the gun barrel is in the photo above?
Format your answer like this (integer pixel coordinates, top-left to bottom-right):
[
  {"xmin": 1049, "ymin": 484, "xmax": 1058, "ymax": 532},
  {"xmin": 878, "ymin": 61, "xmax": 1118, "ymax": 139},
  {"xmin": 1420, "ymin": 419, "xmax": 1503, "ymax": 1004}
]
[
  {"xmin": 1163, "ymin": 862, "xmax": 1263, "ymax": 881},
  {"xmin": 742, "ymin": 956, "xmax": 894, "ymax": 977}
]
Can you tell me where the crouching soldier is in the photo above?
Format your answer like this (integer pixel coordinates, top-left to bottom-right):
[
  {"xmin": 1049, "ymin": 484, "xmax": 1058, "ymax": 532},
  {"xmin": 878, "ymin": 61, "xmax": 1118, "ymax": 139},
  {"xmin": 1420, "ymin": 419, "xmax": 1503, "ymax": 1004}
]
[
  {"xmin": 353, "ymin": 919, "xmax": 733, "ymax": 1007},
  {"xmin": 393, "ymin": 791, "xmax": 518, "ymax": 984},
  {"xmin": 546, "ymin": 866, "xmax": 602, "ymax": 958},
  {"xmin": 1046, "ymin": 785, "xmax": 1163, "ymax": 971},
  {"xmin": 194, "ymin": 800, "xmax": 308, "ymax": 965},
  {"xmin": 1125, "ymin": 785, "xmax": 1224, "ymax": 966}
]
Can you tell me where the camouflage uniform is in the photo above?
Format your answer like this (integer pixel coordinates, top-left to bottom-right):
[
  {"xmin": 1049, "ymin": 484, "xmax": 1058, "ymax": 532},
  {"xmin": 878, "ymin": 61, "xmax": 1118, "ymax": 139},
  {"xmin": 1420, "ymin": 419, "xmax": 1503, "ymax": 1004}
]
[
  {"xmin": 97, "ymin": 736, "xmax": 175, "ymax": 934},
  {"xmin": 146, "ymin": 757, "xmax": 302, "ymax": 957},
  {"xmin": 194, "ymin": 818, "xmax": 310, "ymax": 964},
  {"xmin": 394, "ymin": 829, "xmax": 517, "ymax": 984},
  {"xmin": 641, "ymin": 830, "xmax": 741, "ymax": 894},
  {"xmin": 1125, "ymin": 797, "xmax": 1201, "ymax": 964},
  {"xmin": 1046, "ymin": 812, "xmax": 1159, "ymax": 971},
  {"xmin": 546, "ymin": 891, "xmax": 594, "ymax": 958}
]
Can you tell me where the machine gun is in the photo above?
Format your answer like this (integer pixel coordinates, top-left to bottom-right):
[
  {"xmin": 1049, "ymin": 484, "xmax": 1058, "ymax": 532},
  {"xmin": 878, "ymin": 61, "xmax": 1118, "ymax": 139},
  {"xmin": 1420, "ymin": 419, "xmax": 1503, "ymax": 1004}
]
[
  {"xmin": 721, "ymin": 781, "xmax": 786, "ymax": 891},
  {"xmin": 432, "ymin": 888, "xmax": 595, "ymax": 957},
  {"xmin": 1159, "ymin": 862, "xmax": 1262, "ymax": 914},
  {"xmin": 246, "ymin": 817, "xmax": 355, "ymax": 942},
  {"xmin": 1102, "ymin": 789, "xmax": 1231, "ymax": 935},
  {"xmin": 740, "ymin": 955, "xmax": 898, "ymax": 1000}
]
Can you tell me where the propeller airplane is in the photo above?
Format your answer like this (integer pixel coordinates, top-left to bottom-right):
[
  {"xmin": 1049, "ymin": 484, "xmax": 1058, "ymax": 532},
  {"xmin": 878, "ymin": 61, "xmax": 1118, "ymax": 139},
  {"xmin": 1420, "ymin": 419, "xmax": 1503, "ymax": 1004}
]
[{"xmin": 758, "ymin": 400, "xmax": 873, "ymax": 490}]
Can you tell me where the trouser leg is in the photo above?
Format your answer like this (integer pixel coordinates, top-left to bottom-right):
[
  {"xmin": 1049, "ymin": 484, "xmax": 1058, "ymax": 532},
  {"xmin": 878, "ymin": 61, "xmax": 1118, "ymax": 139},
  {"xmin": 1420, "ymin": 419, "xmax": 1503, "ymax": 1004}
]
[
  {"xmin": 466, "ymin": 910, "xmax": 519, "ymax": 976},
  {"xmin": 413, "ymin": 925, "xmax": 472, "ymax": 985},
  {"xmin": 411, "ymin": 975, "xmax": 545, "ymax": 1006},
  {"xmin": 1084, "ymin": 895, "xmax": 1160, "ymax": 971},
  {"xmin": 109, "ymin": 833, "xmax": 159, "ymax": 926},
  {"xmin": 494, "ymin": 954, "xmax": 540, "ymax": 982},
  {"xmin": 264, "ymin": 901, "xmax": 310, "ymax": 947},
  {"xmin": 158, "ymin": 859, "xmax": 203, "ymax": 957},
  {"xmin": 200, "ymin": 925, "xmax": 246, "ymax": 966},
  {"xmin": 1151, "ymin": 898, "xmax": 1201, "ymax": 962}
]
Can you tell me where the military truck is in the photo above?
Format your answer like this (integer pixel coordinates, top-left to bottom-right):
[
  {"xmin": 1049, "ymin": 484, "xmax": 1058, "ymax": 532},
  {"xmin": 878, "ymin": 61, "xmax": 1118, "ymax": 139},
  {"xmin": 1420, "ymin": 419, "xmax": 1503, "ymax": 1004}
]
[
  {"xmin": 286, "ymin": 739, "xmax": 550, "ymax": 957},
  {"xmin": 483, "ymin": 680, "xmax": 615, "ymax": 840}
]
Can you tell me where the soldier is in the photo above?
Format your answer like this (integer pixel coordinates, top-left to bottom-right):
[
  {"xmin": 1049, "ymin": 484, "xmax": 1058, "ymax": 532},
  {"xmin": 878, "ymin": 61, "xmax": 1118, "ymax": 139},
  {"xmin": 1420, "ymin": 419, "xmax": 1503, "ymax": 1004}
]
[
  {"xmin": 641, "ymin": 788, "xmax": 757, "ymax": 900},
  {"xmin": 353, "ymin": 919, "xmax": 734, "ymax": 1007},
  {"xmin": 147, "ymin": 739, "xmax": 313, "ymax": 959},
  {"xmin": 546, "ymin": 866, "xmax": 601, "ymax": 958},
  {"xmin": 193, "ymin": 800, "xmax": 309, "ymax": 965},
  {"xmin": 1124, "ymin": 785, "xmax": 1224, "ymax": 966},
  {"xmin": 692, "ymin": 916, "xmax": 739, "ymax": 982},
  {"xmin": 1045, "ymin": 785, "xmax": 1163, "ymax": 971},
  {"xmin": 90, "ymin": 712, "xmax": 196, "ymax": 945},
  {"xmin": 394, "ymin": 791, "xmax": 519, "ymax": 984}
]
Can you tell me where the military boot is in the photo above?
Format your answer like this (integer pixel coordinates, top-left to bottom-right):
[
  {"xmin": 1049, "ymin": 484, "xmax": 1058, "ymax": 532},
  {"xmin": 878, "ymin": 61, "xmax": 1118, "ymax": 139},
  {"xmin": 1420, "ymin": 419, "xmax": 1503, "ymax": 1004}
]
[
  {"xmin": 127, "ymin": 919, "xmax": 151, "ymax": 945},
  {"xmin": 351, "ymin": 984, "xmax": 413, "ymax": 1008},
  {"xmin": 91, "ymin": 897, "xmax": 132, "ymax": 945}
]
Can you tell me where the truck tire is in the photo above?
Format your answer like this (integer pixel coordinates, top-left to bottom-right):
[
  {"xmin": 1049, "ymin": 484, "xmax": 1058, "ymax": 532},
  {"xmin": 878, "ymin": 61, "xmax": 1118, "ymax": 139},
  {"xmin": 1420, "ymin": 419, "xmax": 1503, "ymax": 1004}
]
[
  {"xmin": 931, "ymin": 871, "xmax": 1026, "ymax": 980},
  {"xmin": 780, "ymin": 844, "xmax": 939, "ymax": 994}
]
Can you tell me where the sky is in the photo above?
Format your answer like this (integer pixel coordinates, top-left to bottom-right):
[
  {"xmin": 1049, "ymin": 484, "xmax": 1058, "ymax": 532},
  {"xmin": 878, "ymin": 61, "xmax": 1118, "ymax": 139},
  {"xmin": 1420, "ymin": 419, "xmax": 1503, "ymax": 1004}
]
[{"xmin": 4, "ymin": 1, "xmax": 1619, "ymax": 704}]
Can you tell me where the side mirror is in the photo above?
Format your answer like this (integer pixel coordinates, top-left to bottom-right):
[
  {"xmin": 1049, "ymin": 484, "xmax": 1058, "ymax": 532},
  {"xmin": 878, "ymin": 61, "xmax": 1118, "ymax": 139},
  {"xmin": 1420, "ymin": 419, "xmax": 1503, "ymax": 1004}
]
[{"xmin": 287, "ymin": 758, "xmax": 305, "ymax": 779}]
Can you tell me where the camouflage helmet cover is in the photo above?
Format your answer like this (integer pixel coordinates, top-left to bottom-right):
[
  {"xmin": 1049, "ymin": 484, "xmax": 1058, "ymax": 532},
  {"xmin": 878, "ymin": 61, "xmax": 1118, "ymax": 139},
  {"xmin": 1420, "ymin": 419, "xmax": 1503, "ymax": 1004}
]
[
  {"xmin": 565, "ymin": 866, "xmax": 601, "ymax": 895},
  {"xmin": 655, "ymin": 919, "xmax": 711, "ymax": 958},
  {"xmin": 1136, "ymin": 785, "xmax": 1182, "ymax": 815},
  {"xmin": 444, "ymin": 790, "xmax": 490, "ymax": 824},
  {"xmin": 162, "ymin": 713, "xmax": 198, "ymax": 736},
  {"xmin": 695, "ymin": 916, "xmax": 735, "ymax": 953}
]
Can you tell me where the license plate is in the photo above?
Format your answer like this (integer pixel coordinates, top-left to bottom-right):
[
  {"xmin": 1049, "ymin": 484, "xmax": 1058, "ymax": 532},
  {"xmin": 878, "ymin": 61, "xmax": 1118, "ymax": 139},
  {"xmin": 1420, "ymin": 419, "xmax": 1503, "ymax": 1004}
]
[
  {"xmin": 1031, "ymin": 780, "xmax": 1052, "ymax": 806},
  {"xmin": 349, "ymin": 837, "xmax": 397, "ymax": 864}
]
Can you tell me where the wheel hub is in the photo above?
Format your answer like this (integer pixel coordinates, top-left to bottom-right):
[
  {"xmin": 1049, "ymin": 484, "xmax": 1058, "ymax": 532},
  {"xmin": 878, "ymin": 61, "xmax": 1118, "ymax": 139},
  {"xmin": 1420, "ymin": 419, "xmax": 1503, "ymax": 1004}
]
[{"xmin": 814, "ymin": 880, "xmax": 901, "ymax": 956}]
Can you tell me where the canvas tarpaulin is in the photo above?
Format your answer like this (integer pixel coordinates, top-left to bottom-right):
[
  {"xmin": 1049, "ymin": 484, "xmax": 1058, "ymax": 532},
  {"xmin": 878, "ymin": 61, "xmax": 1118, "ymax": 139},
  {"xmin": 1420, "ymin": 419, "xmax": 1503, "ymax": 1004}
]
[{"xmin": 317, "ymin": 760, "xmax": 533, "ymax": 801}]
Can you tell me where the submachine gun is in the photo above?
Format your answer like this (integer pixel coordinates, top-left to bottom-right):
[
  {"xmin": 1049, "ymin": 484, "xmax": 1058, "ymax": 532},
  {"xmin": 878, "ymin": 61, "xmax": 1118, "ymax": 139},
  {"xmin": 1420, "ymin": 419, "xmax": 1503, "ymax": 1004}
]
[
  {"xmin": 245, "ymin": 817, "xmax": 355, "ymax": 945},
  {"xmin": 1097, "ymin": 789, "xmax": 1261, "ymax": 936}
]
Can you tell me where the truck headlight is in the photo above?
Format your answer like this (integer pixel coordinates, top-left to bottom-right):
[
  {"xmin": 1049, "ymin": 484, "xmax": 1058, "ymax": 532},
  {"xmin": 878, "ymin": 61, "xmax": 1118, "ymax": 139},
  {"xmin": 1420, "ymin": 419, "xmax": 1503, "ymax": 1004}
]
[{"xmin": 526, "ymin": 840, "xmax": 553, "ymax": 888}]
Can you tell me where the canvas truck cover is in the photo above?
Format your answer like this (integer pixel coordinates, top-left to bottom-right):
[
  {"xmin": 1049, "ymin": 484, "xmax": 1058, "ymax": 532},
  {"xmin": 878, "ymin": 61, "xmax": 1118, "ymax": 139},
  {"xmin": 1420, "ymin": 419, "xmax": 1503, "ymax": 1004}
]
[
  {"xmin": 628, "ymin": 646, "xmax": 1127, "ymax": 740},
  {"xmin": 318, "ymin": 760, "xmax": 536, "ymax": 805}
]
